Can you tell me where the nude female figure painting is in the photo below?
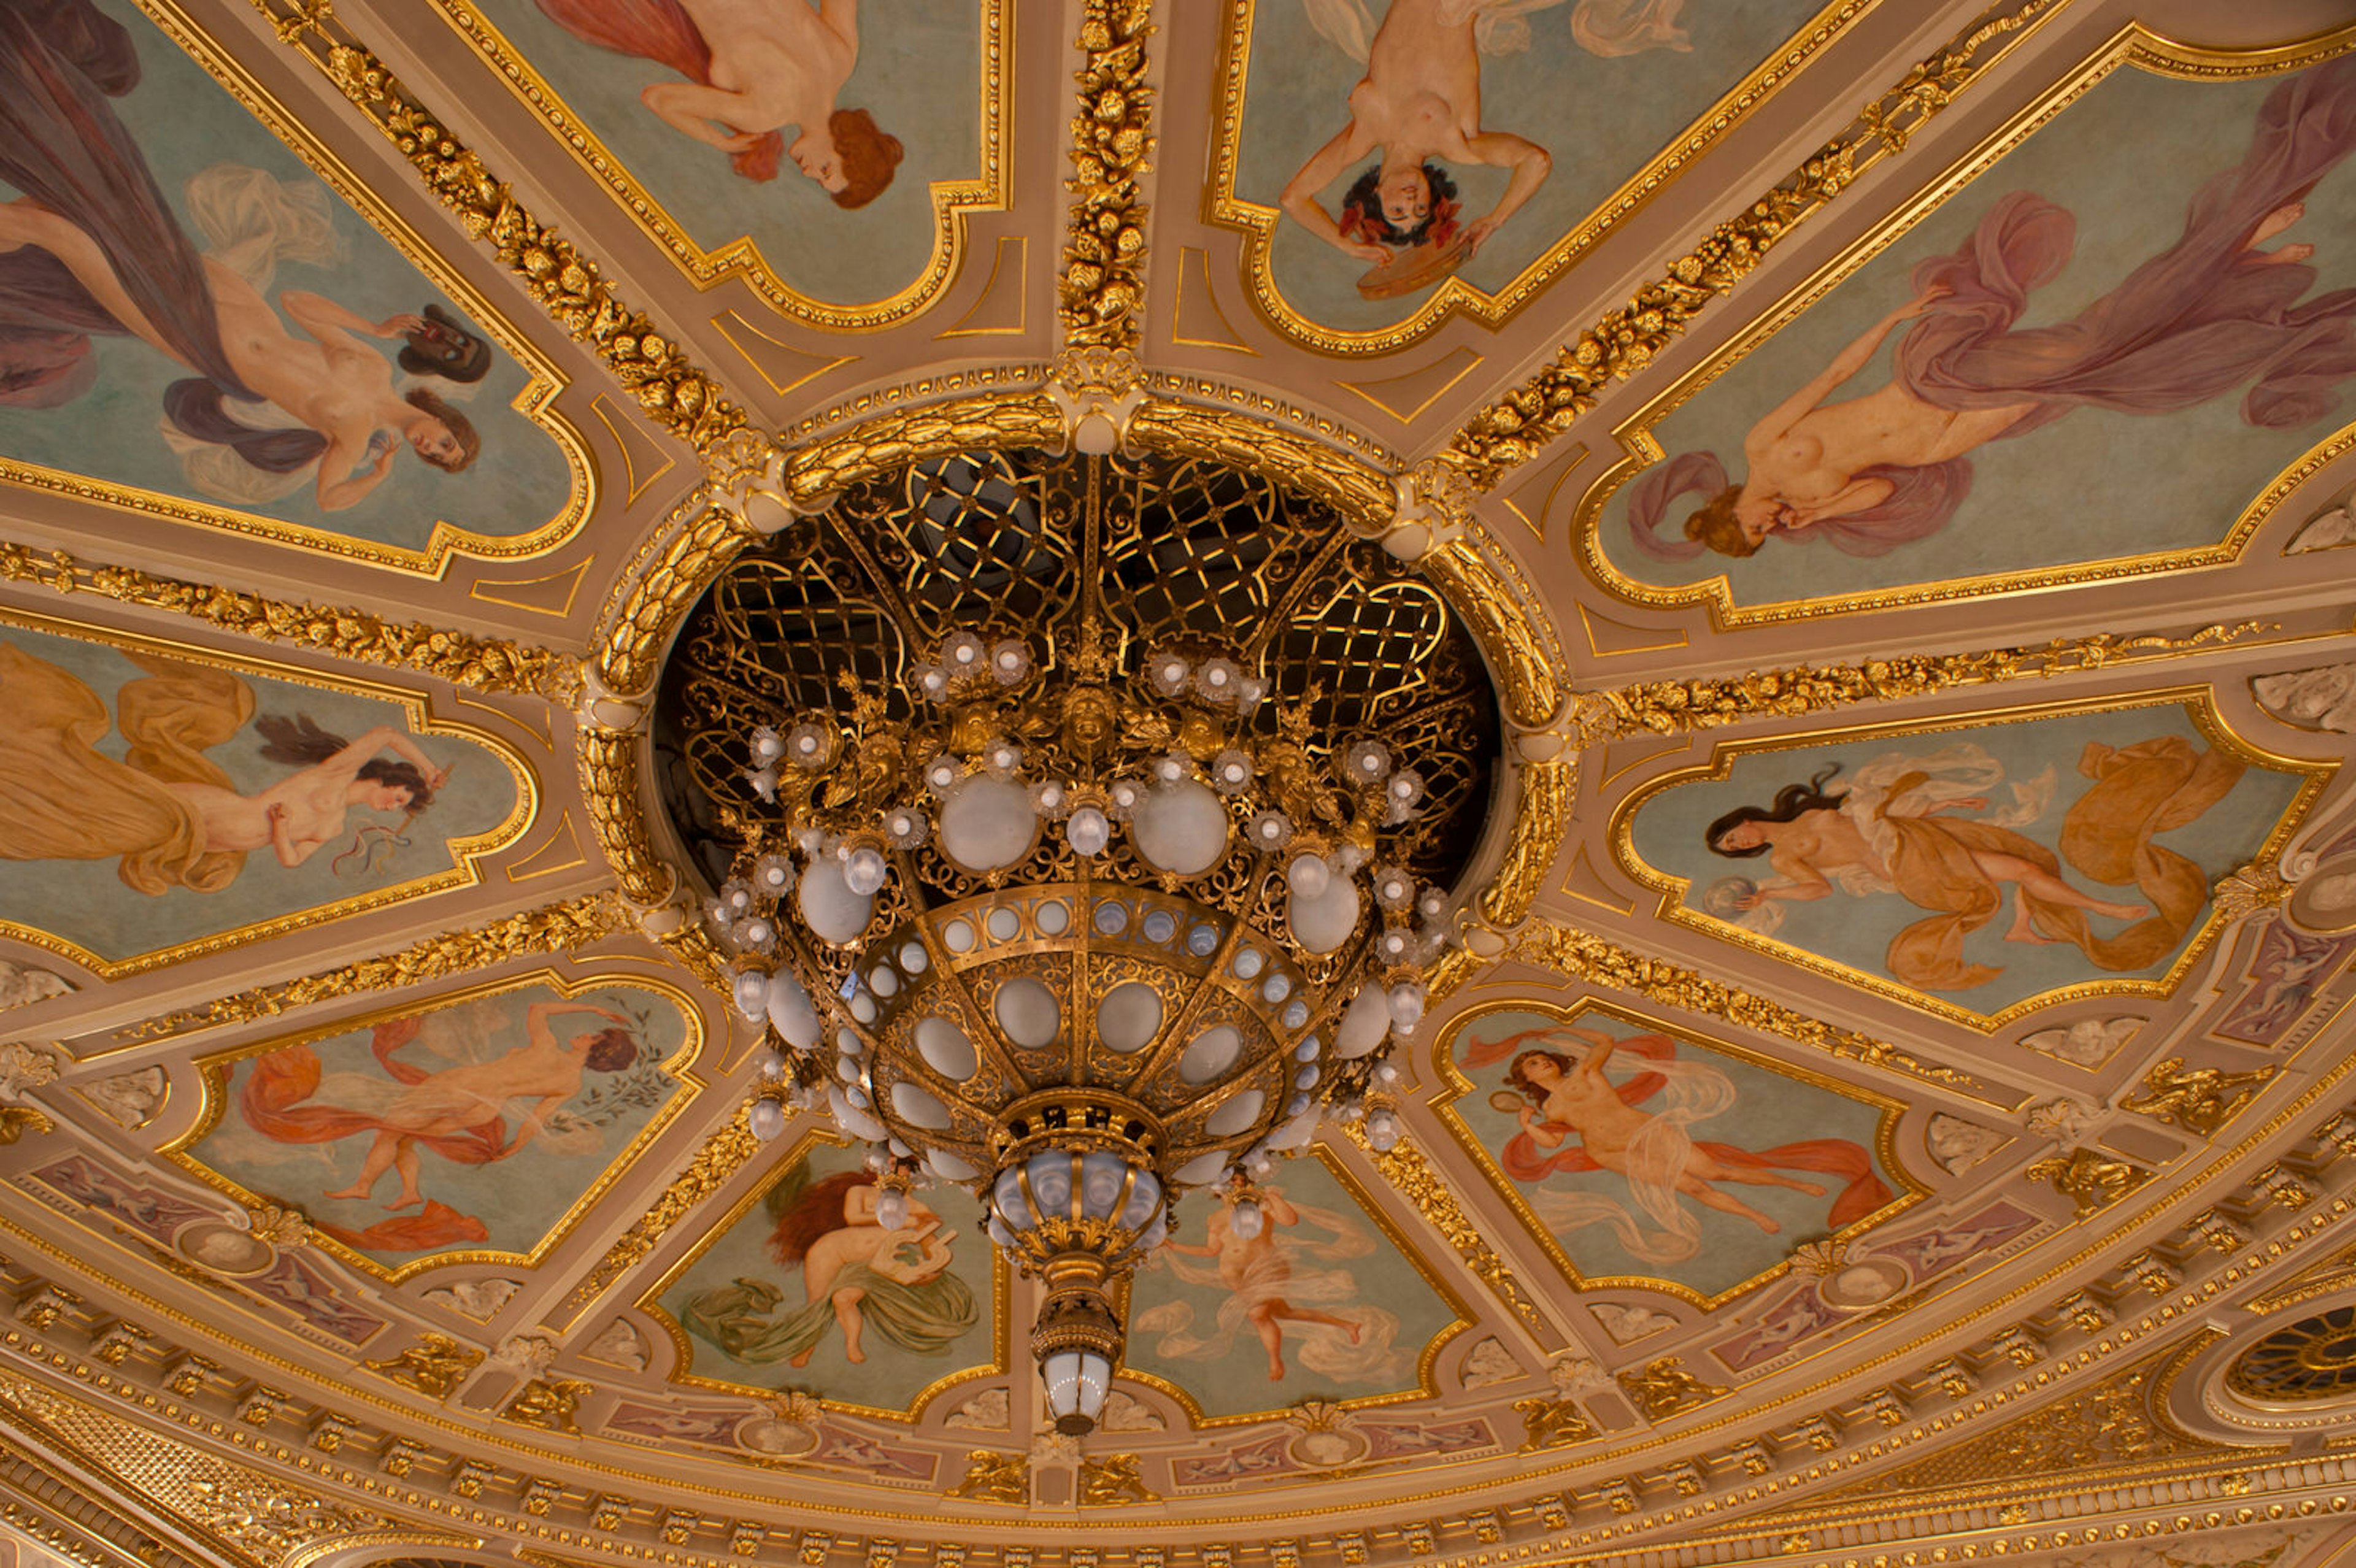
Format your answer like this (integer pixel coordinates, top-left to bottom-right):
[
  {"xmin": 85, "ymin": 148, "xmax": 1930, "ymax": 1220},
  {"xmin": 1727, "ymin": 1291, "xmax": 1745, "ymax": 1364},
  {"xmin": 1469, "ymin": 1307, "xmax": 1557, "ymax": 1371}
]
[
  {"xmin": 1232, "ymin": 0, "xmax": 1836, "ymax": 332},
  {"xmin": 0, "ymin": 627, "xmax": 518, "ymax": 964},
  {"xmin": 1128, "ymin": 1157, "xmax": 1453, "ymax": 1416},
  {"xmin": 0, "ymin": 0, "xmax": 572, "ymax": 551},
  {"xmin": 1281, "ymin": 0, "xmax": 1555, "ymax": 292},
  {"xmin": 0, "ymin": 1, "xmax": 485, "ymax": 511},
  {"xmin": 677, "ymin": 1158, "xmax": 979, "ymax": 1391},
  {"xmin": 1630, "ymin": 712, "xmax": 2314, "ymax": 1016},
  {"xmin": 1621, "ymin": 54, "xmax": 2356, "ymax": 591},
  {"xmin": 198, "ymin": 986, "xmax": 684, "ymax": 1261},
  {"xmin": 531, "ymin": 0, "xmax": 901, "ymax": 203},
  {"xmin": 1444, "ymin": 1008, "xmax": 1901, "ymax": 1296}
]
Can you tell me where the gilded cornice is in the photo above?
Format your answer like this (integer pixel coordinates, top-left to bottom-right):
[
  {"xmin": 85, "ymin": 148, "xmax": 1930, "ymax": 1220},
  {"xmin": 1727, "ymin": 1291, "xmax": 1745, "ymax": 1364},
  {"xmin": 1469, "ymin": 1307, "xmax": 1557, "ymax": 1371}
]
[
  {"xmin": 99, "ymin": 893, "xmax": 626, "ymax": 1049},
  {"xmin": 0, "ymin": 539, "xmax": 579, "ymax": 702},
  {"xmin": 1509, "ymin": 920, "xmax": 1970, "ymax": 1090},
  {"xmin": 1061, "ymin": 0, "xmax": 1155, "ymax": 350},
  {"xmin": 1566, "ymin": 624, "xmax": 2268, "ymax": 748},
  {"xmin": 247, "ymin": 0, "xmax": 744, "ymax": 448},
  {"xmin": 1442, "ymin": 0, "xmax": 2060, "ymax": 491}
]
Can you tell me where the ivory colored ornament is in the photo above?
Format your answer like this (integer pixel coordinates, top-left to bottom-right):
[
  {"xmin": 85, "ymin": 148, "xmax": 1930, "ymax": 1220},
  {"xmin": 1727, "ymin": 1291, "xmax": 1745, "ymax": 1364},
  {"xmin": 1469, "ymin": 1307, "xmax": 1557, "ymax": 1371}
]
[
  {"xmin": 828, "ymin": 1083, "xmax": 887, "ymax": 1143},
  {"xmin": 938, "ymin": 776, "xmax": 1036, "ymax": 870},
  {"xmin": 1130, "ymin": 780, "xmax": 1230, "ymax": 875},
  {"xmin": 796, "ymin": 855, "xmax": 874, "ymax": 945},
  {"xmin": 765, "ymin": 970, "xmax": 821, "ymax": 1049},
  {"xmin": 731, "ymin": 970, "xmax": 767, "ymax": 1021},
  {"xmin": 1288, "ymin": 872, "xmax": 1361, "ymax": 954},
  {"xmin": 1334, "ymin": 984, "xmax": 1390, "ymax": 1058}
]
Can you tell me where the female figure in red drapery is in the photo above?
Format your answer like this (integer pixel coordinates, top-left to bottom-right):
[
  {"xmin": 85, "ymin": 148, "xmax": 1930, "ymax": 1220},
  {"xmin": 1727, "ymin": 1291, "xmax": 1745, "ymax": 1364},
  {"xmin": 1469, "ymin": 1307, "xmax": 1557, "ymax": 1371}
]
[
  {"xmin": 237, "ymin": 1000, "xmax": 638, "ymax": 1250},
  {"xmin": 1628, "ymin": 55, "xmax": 2356, "ymax": 563},
  {"xmin": 1470, "ymin": 1024, "xmax": 1889, "ymax": 1263},
  {"xmin": 531, "ymin": 0, "xmax": 901, "ymax": 203}
]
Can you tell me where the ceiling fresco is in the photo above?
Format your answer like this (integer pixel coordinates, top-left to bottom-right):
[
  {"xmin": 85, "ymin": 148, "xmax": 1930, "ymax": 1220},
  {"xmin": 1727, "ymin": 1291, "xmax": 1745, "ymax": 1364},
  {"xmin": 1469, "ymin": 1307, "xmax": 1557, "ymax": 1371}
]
[{"xmin": 3, "ymin": 2, "xmax": 2356, "ymax": 1568}]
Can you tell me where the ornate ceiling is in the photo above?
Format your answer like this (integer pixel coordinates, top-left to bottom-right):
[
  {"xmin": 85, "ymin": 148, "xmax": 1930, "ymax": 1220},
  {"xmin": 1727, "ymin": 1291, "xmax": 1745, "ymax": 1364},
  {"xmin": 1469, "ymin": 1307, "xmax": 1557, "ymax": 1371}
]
[{"xmin": 0, "ymin": 2, "xmax": 2354, "ymax": 1567}]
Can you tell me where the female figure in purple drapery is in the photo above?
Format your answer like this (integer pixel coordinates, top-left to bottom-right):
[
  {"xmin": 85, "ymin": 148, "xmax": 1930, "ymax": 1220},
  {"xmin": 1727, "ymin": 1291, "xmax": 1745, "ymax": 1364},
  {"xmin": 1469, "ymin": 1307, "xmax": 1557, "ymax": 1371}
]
[
  {"xmin": 0, "ymin": 0, "xmax": 491, "ymax": 510},
  {"xmin": 531, "ymin": 0, "xmax": 902, "ymax": 205},
  {"xmin": 1627, "ymin": 55, "xmax": 2356, "ymax": 563}
]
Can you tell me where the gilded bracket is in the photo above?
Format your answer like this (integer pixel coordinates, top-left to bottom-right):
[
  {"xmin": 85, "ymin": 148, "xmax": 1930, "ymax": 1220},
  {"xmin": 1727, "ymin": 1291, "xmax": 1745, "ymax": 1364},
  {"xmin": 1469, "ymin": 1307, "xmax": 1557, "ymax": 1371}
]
[{"xmin": 0, "ymin": 540, "xmax": 579, "ymax": 703}]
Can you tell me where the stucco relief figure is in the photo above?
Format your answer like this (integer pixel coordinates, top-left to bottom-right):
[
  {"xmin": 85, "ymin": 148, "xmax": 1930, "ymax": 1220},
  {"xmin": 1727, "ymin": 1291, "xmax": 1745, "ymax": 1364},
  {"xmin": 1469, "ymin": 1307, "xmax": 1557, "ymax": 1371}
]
[
  {"xmin": 0, "ymin": 0, "xmax": 488, "ymax": 510},
  {"xmin": 235, "ymin": 1001, "xmax": 645, "ymax": 1251},
  {"xmin": 0, "ymin": 642, "xmax": 445, "ymax": 896},
  {"xmin": 533, "ymin": 0, "xmax": 903, "ymax": 203},
  {"xmin": 1284, "ymin": 0, "xmax": 1555, "ymax": 281},
  {"xmin": 1703, "ymin": 739, "xmax": 2245, "ymax": 992},
  {"xmin": 1630, "ymin": 56, "xmax": 2356, "ymax": 561},
  {"xmin": 1141, "ymin": 1187, "xmax": 1403, "ymax": 1385},
  {"xmin": 682, "ymin": 1170, "xmax": 978, "ymax": 1369},
  {"xmin": 1465, "ymin": 1024, "xmax": 1888, "ymax": 1263}
]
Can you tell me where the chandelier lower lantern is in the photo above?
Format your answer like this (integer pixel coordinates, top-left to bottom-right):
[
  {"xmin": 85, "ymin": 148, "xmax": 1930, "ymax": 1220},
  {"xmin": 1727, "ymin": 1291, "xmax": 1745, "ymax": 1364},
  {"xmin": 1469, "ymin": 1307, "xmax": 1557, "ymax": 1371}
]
[{"xmin": 668, "ymin": 452, "xmax": 1490, "ymax": 1437}]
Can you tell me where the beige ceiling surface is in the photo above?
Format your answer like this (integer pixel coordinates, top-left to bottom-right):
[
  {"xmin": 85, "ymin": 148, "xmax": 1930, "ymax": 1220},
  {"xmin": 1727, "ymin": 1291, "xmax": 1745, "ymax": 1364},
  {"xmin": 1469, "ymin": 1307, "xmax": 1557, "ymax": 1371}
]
[{"xmin": 0, "ymin": 2, "xmax": 2354, "ymax": 1567}]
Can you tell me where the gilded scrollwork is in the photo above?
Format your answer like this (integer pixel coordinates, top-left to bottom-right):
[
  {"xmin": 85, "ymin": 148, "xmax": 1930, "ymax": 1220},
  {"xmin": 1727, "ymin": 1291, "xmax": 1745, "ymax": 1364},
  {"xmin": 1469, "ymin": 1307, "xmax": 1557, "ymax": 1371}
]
[
  {"xmin": 1444, "ymin": 0, "xmax": 2060, "ymax": 488},
  {"xmin": 948, "ymin": 1449, "xmax": 1031, "ymax": 1505},
  {"xmin": 566, "ymin": 1112, "xmax": 761, "ymax": 1310},
  {"xmin": 1515, "ymin": 1392, "xmax": 1600, "ymax": 1453},
  {"xmin": 2120, "ymin": 1057, "xmax": 2275, "ymax": 1139},
  {"xmin": 363, "ymin": 1332, "xmax": 484, "ymax": 1399},
  {"xmin": 1342, "ymin": 1121, "xmax": 1545, "ymax": 1330},
  {"xmin": 2023, "ymin": 1147, "xmax": 2155, "ymax": 1218},
  {"xmin": 247, "ymin": 0, "xmax": 742, "ymax": 447},
  {"xmin": 0, "ymin": 540, "xmax": 579, "ymax": 701},
  {"xmin": 1075, "ymin": 1453, "xmax": 1157, "ymax": 1507},
  {"xmin": 1062, "ymin": 0, "xmax": 1155, "ymax": 349},
  {"xmin": 1565, "ymin": 625, "xmax": 2263, "ymax": 749},
  {"xmin": 1509, "ymin": 920, "xmax": 1969, "ymax": 1087},
  {"xmin": 1617, "ymin": 1355, "xmax": 1730, "ymax": 1421},
  {"xmin": 109, "ymin": 894, "xmax": 625, "ymax": 1044}
]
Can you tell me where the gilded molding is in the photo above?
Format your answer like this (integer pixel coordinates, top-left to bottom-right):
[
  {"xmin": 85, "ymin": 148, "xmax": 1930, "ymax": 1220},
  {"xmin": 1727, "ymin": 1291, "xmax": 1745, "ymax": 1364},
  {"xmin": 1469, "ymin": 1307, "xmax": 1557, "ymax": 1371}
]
[
  {"xmin": 563, "ymin": 1110, "xmax": 761, "ymax": 1313},
  {"xmin": 1480, "ymin": 758, "xmax": 1573, "ymax": 932},
  {"xmin": 1444, "ymin": 0, "xmax": 2059, "ymax": 489},
  {"xmin": 0, "ymin": 540, "xmax": 580, "ymax": 702},
  {"xmin": 1509, "ymin": 919, "xmax": 1972, "ymax": 1088},
  {"xmin": 1061, "ymin": 0, "xmax": 1155, "ymax": 349},
  {"xmin": 247, "ymin": 0, "xmax": 744, "ymax": 448},
  {"xmin": 0, "ymin": 1366, "xmax": 429, "ymax": 1563},
  {"xmin": 2025, "ymin": 1147, "xmax": 2157, "ymax": 1218},
  {"xmin": 1341, "ymin": 1122, "xmax": 1547, "ymax": 1332},
  {"xmin": 106, "ymin": 893, "xmax": 626, "ymax": 1046},
  {"xmin": 1566, "ymin": 624, "xmax": 2266, "ymax": 749},
  {"xmin": 1421, "ymin": 539, "xmax": 1565, "ymax": 731}
]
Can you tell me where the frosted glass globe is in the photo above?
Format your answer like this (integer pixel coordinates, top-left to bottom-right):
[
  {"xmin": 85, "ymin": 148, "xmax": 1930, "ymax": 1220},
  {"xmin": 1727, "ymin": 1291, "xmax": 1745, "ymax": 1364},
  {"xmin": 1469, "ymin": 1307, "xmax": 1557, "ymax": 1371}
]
[
  {"xmin": 1131, "ymin": 780, "xmax": 1230, "ymax": 875},
  {"xmin": 938, "ymin": 775, "xmax": 1037, "ymax": 870},
  {"xmin": 765, "ymin": 970, "xmax": 821, "ymax": 1049},
  {"xmin": 1334, "ymin": 984, "xmax": 1391, "ymax": 1059},
  {"xmin": 1066, "ymin": 805, "xmax": 1111, "ymax": 856},
  {"xmin": 1288, "ymin": 874, "xmax": 1361, "ymax": 954},
  {"xmin": 796, "ymin": 856, "xmax": 874, "ymax": 945}
]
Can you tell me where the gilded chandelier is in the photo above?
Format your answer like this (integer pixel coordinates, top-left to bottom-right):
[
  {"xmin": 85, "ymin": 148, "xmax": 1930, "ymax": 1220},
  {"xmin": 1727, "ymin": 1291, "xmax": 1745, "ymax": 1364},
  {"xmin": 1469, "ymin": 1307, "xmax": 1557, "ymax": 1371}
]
[{"xmin": 656, "ymin": 450, "xmax": 1499, "ymax": 1433}]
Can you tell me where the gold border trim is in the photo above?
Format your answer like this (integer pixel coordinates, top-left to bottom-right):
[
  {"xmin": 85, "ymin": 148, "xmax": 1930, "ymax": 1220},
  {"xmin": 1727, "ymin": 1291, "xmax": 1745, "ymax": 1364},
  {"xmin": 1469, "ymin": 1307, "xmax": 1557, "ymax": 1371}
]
[
  {"xmin": 1609, "ymin": 685, "xmax": 2336, "ymax": 1032},
  {"xmin": 160, "ymin": 967, "xmax": 706, "ymax": 1286},
  {"xmin": 425, "ymin": 0, "xmax": 1014, "ymax": 334},
  {"xmin": 1203, "ymin": 0, "xmax": 1882, "ymax": 357},
  {"xmin": 633, "ymin": 1128, "xmax": 1011, "ymax": 1427},
  {"xmin": 0, "ymin": 605, "xmax": 537, "ymax": 980},
  {"xmin": 33, "ymin": 0, "xmax": 603, "ymax": 576},
  {"xmin": 1430, "ymin": 994, "xmax": 1923, "ymax": 1312},
  {"xmin": 1570, "ymin": 26, "xmax": 2356, "ymax": 627}
]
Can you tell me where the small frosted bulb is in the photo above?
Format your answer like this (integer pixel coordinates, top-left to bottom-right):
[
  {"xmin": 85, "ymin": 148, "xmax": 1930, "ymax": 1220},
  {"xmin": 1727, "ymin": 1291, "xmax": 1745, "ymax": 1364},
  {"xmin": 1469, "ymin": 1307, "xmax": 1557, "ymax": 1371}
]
[
  {"xmin": 843, "ymin": 847, "xmax": 889, "ymax": 896},
  {"xmin": 755, "ymin": 1046, "xmax": 787, "ymax": 1080},
  {"xmin": 749, "ymin": 1099, "xmax": 787, "ymax": 1141},
  {"xmin": 1230, "ymin": 1199, "xmax": 1265, "ymax": 1240},
  {"xmin": 1388, "ymin": 983, "xmax": 1428, "ymax": 1030},
  {"xmin": 1287, "ymin": 854, "xmax": 1331, "ymax": 897},
  {"xmin": 1066, "ymin": 805, "xmax": 1111, "ymax": 857},
  {"xmin": 875, "ymin": 1186, "xmax": 908, "ymax": 1229},
  {"xmin": 1366, "ymin": 1110, "xmax": 1402, "ymax": 1151},
  {"xmin": 731, "ymin": 970, "xmax": 767, "ymax": 1021}
]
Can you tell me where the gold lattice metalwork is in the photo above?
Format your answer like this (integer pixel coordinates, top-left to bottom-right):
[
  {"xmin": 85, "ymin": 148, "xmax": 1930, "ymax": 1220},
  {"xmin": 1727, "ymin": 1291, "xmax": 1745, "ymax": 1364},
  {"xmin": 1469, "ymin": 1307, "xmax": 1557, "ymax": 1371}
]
[{"xmin": 2226, "ymin": 1305, "xmax": 2356, "ymax": 1404}]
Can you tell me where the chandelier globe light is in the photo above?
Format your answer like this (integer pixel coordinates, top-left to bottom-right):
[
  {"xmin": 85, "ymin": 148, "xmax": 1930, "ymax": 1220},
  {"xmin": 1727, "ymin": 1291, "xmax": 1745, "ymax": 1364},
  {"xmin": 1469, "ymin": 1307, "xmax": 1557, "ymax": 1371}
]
[{"xmin": 660, "ymin": 451, "xmax": 1498, "ymax": 1436}]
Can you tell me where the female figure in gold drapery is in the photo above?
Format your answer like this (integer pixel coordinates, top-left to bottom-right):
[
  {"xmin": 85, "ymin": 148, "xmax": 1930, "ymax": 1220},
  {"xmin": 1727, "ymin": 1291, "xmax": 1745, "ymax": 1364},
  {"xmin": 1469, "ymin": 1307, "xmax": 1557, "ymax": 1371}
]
[
  {"xmin": 1704, "ymin": 737, "xmax": 2247, "ymax": 992},
  {"xmin": 0, "ymin": 640, "xmax": 445, "ymax": 895}
]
